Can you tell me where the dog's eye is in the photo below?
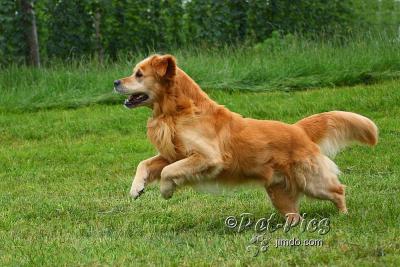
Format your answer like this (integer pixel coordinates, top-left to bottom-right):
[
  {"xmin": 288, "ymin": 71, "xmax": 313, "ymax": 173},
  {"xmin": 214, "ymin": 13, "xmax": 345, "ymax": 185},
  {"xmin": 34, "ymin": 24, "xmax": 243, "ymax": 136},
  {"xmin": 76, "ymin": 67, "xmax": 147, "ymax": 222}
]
[{"xmin": 135, "ymin": 71, "xmax": 143, "ymax": 78}]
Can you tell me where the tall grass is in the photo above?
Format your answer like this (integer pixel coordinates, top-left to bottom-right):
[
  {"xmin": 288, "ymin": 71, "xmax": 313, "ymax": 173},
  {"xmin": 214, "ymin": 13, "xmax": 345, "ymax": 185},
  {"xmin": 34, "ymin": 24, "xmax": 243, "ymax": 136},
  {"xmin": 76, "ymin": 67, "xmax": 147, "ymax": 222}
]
[{"xmin": 1, "ymin": 32, "xmax": 399, "ymax": 112}]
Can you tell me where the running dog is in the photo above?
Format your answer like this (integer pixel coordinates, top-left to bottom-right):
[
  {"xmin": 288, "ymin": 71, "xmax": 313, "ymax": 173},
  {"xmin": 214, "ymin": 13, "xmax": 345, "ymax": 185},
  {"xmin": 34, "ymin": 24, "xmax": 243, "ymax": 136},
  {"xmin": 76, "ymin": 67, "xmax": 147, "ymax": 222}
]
[{"xmin": 114, "ymin": 54, "xmax": 378, "ymax": 221}]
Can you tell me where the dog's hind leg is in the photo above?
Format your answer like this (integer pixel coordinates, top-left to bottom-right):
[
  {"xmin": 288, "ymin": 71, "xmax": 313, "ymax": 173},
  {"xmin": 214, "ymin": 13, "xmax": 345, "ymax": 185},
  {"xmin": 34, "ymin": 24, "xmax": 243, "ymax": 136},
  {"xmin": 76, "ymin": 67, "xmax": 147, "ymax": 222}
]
[
  {"xmin": 160, "ymin": 153, "xmax": 223, "ymax": 199},
  {"xmin": 130, "ymin": 155, "xmax": 170, "ymax": 199},
  {"xmin": 301, "ymin": 155, "xmax": 347, "ymax": 213},
  {"xmin": 266, "ymin": 182, "xmax": 302, "ymax": 224},
  {"xmin": 304, "ymin": 178, "xmax": 347, "ymax": 213}
]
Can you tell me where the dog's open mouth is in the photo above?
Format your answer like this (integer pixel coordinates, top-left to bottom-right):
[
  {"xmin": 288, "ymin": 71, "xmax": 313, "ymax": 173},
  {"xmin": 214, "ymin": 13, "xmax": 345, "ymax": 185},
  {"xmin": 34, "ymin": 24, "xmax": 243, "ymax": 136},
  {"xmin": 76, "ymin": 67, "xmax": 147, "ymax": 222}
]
[{"xmin": 124, "ymin": 93, "xmax": 149, "ymax": 108}]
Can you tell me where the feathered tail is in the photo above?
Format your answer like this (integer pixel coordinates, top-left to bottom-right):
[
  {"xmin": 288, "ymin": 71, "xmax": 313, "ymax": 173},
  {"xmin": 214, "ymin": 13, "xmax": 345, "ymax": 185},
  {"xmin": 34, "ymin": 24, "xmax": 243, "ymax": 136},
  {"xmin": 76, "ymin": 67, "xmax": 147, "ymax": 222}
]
[{"xmin": 296, "ymin": 111, "xmax": 378, "ymax": 157}]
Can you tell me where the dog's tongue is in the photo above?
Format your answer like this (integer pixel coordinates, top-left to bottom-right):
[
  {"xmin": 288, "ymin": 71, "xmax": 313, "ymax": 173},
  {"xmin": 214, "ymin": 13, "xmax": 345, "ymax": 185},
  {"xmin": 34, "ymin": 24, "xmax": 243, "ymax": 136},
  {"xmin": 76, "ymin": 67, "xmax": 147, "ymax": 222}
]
[
  {"xmin": 125, "ymin": 93, "xmax": 149, "ymax": 108},
  {"xmin": 129, "ymin": 94, "xmax": 147, "ymax": 102}
]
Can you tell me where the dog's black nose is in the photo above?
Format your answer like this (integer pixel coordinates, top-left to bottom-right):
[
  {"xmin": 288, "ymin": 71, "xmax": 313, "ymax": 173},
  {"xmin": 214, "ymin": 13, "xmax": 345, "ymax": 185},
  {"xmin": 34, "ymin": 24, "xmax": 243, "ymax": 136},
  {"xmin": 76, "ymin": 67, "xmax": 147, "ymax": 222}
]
[{"xmin": 114, "ymin": 80, "xmax": 121, "ymax": 87}]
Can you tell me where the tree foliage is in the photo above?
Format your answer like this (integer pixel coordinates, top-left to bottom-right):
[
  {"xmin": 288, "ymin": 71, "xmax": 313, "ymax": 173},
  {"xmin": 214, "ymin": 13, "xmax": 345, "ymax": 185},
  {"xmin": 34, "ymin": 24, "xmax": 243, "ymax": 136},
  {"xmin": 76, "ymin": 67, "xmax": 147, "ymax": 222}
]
[
  {"xmin": 0, "ymin": 0, "xmax": 27, "ymax": 64},
  {"xmin": 0, "ymin": 0, "xmax": 399, "ymax": 65}
]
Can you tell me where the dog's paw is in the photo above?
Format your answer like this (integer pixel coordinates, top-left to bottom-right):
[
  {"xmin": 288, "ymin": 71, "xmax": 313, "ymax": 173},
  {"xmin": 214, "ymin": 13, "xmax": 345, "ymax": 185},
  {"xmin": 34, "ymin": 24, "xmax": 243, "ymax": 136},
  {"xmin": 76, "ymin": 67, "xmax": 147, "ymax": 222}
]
[
  {"xmin": 160, "ymin": 180, "xmax": 176, "ymax": 199},
  {"xmin": 339, "ymin": 208, "xmax": 348, "ymax": 214},
  {"xmin": 130, "ymin": 184, "xmax": 145, "ymax": 199},
  {"xmin": 284, "ymin": 213, "xmax": 303, "ymax": 226}
]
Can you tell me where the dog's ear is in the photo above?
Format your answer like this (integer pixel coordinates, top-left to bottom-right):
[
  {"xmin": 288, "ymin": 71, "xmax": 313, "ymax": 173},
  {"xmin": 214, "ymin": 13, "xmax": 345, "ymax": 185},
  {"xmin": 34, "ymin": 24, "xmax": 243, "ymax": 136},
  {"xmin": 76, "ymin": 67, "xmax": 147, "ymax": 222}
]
[{"xmin": 152, "ymin": 54, "xmax": 176, "ymax": 79}]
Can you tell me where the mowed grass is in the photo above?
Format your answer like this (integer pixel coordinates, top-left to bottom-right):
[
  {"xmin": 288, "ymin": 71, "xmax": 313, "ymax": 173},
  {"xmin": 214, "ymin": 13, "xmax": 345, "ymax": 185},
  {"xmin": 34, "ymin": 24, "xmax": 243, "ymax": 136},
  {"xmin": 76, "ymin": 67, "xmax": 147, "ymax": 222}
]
[{"xmin": 0, "ymin": 80, "xmax": 399, "ymax": 266}]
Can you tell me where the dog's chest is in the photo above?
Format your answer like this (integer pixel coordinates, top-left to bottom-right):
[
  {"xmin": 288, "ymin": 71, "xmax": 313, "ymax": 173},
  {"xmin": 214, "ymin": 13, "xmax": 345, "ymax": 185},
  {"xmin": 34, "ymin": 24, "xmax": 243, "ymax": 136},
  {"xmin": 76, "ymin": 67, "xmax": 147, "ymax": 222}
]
[{"xmin": 147, "ymin": 117, "xmax": 185, "ymax": 162}]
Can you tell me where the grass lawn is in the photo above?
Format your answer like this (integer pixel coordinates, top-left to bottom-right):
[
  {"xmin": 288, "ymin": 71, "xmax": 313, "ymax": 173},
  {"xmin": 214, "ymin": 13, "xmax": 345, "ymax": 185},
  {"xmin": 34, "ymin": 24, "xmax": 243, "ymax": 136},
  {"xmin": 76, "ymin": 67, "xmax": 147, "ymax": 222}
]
[
  {"xmin": 0, "ymin": 80, "xmax": 399, "ymax": 266},
  {"xmin": 1, "ymin": 33, "xmax": 400, "ymax": 112}
]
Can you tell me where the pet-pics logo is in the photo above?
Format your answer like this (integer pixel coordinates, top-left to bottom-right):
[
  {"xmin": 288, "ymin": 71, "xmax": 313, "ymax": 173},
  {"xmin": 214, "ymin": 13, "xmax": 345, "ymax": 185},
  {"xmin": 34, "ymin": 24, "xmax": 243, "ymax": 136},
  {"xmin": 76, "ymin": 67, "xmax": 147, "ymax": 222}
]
[{"xmin": 225, "ymin": 213, "xmax": 331, "ymax": 257}]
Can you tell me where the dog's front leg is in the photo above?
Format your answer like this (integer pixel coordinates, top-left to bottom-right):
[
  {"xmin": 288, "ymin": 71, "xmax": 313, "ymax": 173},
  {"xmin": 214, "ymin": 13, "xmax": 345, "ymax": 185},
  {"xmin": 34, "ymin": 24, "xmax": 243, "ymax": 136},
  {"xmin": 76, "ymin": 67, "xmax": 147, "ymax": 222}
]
[
  {"xmin": 130, "ymin": 155, "xmax": 169, "ymax": 199},
  {"xmin": 159, "ymin": 153, "xmax": 223, "ymax": 199}
]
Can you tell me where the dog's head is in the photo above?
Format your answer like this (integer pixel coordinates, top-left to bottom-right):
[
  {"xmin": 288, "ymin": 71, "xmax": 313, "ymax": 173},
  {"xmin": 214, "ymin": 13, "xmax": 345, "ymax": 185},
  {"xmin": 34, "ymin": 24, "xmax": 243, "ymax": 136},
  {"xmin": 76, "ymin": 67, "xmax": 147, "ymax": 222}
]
[{"xmin": 114, "ymin": 54, "xmax": 176, "ymax": 108}]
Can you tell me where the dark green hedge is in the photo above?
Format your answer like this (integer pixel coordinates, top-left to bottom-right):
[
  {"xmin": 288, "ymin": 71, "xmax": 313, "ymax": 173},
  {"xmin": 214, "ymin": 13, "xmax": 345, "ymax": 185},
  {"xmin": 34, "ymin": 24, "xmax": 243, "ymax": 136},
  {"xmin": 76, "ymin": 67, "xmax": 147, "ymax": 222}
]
[{"xmin": 0, "ymin": 0, "xmax": 399, "ymax": 64}]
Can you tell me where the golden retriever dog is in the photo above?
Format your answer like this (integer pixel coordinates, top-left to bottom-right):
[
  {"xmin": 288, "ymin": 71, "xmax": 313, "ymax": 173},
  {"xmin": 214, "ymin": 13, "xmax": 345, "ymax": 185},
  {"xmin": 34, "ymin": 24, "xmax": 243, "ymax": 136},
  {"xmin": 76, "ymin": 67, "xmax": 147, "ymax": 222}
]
[{"xmin": 114, "ymin": 54, "xmax": 378, "ymax": 221}]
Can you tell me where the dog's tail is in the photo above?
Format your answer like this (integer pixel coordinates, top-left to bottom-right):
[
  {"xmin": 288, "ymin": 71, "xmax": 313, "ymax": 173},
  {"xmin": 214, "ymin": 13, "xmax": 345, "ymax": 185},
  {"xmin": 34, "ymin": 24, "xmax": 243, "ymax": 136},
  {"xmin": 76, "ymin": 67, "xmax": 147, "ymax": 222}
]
[{"xmin": 296, "ymin": 111, "xmax": 378, "ymax": 157}]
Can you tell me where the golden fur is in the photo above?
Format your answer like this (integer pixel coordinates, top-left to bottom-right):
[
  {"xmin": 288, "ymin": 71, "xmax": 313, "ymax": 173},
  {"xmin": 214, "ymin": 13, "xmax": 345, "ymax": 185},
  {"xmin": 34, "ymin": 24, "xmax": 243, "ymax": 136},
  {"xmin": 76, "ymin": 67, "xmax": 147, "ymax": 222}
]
[{"xmin": 114, "ymin": 54, "xmax": 378, "ymax": 220}]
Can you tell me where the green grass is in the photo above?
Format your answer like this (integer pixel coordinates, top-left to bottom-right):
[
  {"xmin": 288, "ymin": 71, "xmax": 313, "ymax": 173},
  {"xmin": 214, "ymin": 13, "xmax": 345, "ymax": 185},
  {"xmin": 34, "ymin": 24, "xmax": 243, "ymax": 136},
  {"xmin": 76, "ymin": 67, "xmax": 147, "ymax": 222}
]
[
  {"xmin": 0, "ymin": 79, "xmax": 399, "ymax": 266},
  {"xmin": 1, "ymin": 33, "xmax": 400, "ymax": 112}
]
